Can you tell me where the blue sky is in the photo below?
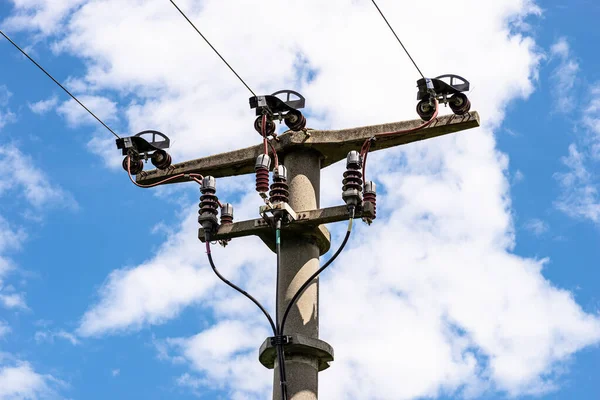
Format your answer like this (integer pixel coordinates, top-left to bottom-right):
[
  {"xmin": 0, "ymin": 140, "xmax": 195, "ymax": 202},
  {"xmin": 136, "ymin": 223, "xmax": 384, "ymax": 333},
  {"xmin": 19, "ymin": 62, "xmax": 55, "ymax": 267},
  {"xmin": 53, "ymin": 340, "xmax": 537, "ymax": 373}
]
[{"xmin": 0, "ymin": 0, "xmax": 599, "ymax": 399}]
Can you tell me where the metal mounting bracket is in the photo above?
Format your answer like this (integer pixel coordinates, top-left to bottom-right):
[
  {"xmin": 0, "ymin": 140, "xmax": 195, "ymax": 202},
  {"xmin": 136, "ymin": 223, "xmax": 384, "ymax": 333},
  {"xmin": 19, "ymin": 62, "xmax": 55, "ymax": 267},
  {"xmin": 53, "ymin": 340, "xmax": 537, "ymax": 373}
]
[{"xmin": 259, "ymin": 334, "xmax": 334, "ymax": 372}]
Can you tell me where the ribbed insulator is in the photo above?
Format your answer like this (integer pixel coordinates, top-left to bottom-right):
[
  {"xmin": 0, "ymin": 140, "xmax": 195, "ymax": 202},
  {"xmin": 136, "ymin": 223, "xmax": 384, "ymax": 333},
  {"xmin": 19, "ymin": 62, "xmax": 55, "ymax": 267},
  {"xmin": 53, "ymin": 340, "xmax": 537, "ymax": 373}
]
[
  {"xmin": 342, "ymin": 169, "xmax": 363, "ymax": 192},
  {"xmin": 269, "ymin": 177, "xmax": 289, "ymax": 203},
  {"xmin": 220, "ymin": 203, "xmax": 234, "ymax": 225},
  {"xmin": 255, "ymin": 168, "xmax": 270, "ymax": 193},
  {"xmin": 199, "ymin": 176, "xmax": 219, "ymax": 216},
  {"xmin": 363, "ymin": 181, "xmax": 377, "ymax": 220}
]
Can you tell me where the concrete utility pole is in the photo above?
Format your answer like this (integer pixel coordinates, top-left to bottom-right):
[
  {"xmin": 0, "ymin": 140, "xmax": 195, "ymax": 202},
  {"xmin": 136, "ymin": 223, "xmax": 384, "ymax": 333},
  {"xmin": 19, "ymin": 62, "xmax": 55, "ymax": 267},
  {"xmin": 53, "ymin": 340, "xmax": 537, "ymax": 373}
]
[{"xmin": 138, "ymin": 112, "xmax": 480, "ymax": 399}]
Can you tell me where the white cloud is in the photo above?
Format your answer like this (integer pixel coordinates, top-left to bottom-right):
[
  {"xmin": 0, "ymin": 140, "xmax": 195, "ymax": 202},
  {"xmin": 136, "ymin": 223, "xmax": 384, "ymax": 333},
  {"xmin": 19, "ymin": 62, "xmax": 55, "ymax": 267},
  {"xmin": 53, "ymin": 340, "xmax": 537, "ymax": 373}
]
[
  {"xmin": 0, "ymin": 217, "xmax": 28, "ymax": 311},
  {"xmin": 0, "ymin": 321, "xmax": 11, "ymax": 339},
  {"xmin": 56, "ymin": 95, "xmax": 118, "ymax": 129},
  {"xmin": 163, "ymin": 320, "xmax": 272, "ymax": 397},
  {"xmin": 524, "ymin": 218, "xmax": 549, "ymax": 235},
  {"xmin": 582, "ymin": 83, "xmax": 600, "ymax": 158},
  {"xmin": 0, "ymin": 145, "xmax": 76, "ymax": 209},
  {"xmin": 555, "ymin": 144, "xmax": 600, "ymax": 222},
  {"xmin": 111, "ymin": 368, "xmax": 119, "ymax": 377},
  {"xmin": 28, "ymin": 96, "xmax": 59, "ymax": 115},
  {"xmin": 3, "ymin": 0, "xmax": 84, "ymax": 36},
  {"xmin": 551, "ymin": 55, "xmax": 600, "ymax": 224},
  {"xmin": 550, "ymin": 37, "xmax": 579, "ymax": 113},
  {"xmin": 0, "ymin": 292, "xmax": 28, "ymax": 310},
  {"xmin": 34, "ymin": 330, "xmax": 79, "ymax": 346},
  {"xmin": 0, "ymin": 361, "xmax": 65, "ymax": 400},
  {"xmin": 8, "ymin": 0, "xmax": 600, "ymax": 398},
  {"xmin": 0, "ymin": 86, "xmax": 16, "ymax": 131},
  {"xmin": 77, "ymin": 193, "xmax": 274, "ymax": 337}
]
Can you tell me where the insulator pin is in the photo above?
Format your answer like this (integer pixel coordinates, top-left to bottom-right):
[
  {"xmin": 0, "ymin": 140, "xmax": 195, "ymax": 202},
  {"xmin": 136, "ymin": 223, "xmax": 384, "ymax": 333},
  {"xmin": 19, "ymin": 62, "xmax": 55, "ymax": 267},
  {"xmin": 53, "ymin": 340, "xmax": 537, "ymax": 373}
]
[
  {"xmin": 346, "ymin": 150, "xmax": 362, "ymax": 170},
  {"xmin": 274, "ymin": 165, "xmax": 287, "ymax": 180},
  {"xmin": 220, "ymin": 203, "xmax": 234, "ymax": 225}
]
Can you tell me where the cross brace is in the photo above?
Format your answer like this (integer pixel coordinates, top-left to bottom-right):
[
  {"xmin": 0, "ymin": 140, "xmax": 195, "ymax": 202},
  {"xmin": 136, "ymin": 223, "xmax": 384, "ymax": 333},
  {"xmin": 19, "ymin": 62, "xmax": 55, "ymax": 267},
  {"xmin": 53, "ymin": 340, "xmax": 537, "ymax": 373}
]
[{"xmin": 136, "ymin": 112, "xmax": 480, "ymax": 185}]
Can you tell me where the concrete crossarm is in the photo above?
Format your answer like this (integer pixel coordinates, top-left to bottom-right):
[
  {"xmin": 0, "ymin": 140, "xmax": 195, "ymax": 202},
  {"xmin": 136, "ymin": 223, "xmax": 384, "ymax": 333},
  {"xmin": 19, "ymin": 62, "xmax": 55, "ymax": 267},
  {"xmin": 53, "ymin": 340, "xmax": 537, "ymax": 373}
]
[{"xmin": 136, "ymin": 111, "xmax": 480, "ymax": 185}]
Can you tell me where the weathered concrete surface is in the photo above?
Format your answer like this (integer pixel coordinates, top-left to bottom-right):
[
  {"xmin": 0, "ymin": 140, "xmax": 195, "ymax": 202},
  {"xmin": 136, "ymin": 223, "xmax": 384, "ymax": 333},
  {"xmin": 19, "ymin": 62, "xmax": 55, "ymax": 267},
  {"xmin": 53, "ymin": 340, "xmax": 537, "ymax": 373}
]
[
  {"xmin": 273, "ymin": 149, "xmax": 321, "ymax": 400},
  {"xmin": 137, "ymin": 112, "xmax": 480, "ymax": 185}
]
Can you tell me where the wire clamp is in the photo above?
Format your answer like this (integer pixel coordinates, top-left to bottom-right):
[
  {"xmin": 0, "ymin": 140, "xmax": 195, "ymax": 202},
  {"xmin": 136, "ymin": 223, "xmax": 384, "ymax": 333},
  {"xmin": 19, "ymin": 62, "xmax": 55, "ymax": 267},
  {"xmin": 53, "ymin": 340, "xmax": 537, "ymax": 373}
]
[{"xmin": 270, "ymin": 335, "xmax": 292, "ymax": 347}]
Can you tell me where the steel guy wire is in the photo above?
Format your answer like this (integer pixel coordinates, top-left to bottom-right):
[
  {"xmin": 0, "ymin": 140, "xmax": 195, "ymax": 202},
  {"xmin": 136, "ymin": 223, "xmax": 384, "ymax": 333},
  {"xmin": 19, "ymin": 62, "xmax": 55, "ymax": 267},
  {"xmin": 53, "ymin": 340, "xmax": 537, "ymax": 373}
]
[
  {"xmin": 168, "ymin": 0, "xmax": 256, "ymax": 96},
  {"xmin": 370, "ymin": 0, "xmax": 426, "ymax": 80},
  {"xmin": 0, "ymin": 29, "xmax": 120, "ymax": 139}
]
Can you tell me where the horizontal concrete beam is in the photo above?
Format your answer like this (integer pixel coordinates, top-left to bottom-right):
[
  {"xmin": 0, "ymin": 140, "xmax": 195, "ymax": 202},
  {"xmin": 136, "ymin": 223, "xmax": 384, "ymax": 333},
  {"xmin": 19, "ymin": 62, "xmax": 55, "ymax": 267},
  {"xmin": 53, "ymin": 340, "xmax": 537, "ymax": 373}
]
[
  {"xmin": 198, "ymin": 203, "xmax": 374, "ymax": 255},
  {"xmin": 137, "ymin": 112, "xmax": 480, "ymax": 185}
]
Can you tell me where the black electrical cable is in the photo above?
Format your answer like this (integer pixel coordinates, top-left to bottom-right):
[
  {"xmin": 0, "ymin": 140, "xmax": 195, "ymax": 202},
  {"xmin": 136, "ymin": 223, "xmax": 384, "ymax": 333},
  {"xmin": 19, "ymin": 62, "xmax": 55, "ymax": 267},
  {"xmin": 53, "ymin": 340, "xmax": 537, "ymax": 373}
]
[
  {"xmin": 274, "ymin": 219, "xmax": 288, "ymax": 400},
  {"xmin": 204, "ymin": 233, "xmax": 276, "ymax": 335},
  {"xmin": 370, "ymin": 0, "xmax": 426, "ymax": 80},
  {"xmin": 280, "ymin": 208, "xmax": 355, "ymax": 335},
  {"xmin": 0, "ymin": 29, "xmax": 120, "ymax": 139},
  {"xmin": 168, "ymin": 0, "xmax": 256, "ymax": 96},
  {"xmin": 206, "ymin": 227, "xmax": 287, "ymax": 400}
]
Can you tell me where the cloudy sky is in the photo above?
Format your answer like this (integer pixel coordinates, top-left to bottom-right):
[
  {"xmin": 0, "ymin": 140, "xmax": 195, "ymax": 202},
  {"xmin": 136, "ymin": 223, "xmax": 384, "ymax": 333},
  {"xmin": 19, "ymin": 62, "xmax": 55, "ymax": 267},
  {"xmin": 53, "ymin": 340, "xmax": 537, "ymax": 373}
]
[{"xmin": 1, "ymin": 0, "xmax": 599, "ymax": 399}]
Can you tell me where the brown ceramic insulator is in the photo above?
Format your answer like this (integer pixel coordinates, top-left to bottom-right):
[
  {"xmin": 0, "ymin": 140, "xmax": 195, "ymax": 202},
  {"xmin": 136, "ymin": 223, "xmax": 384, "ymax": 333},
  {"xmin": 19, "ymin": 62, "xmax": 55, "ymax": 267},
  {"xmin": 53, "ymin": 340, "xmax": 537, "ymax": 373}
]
[
  {"xmin": 285, "ymin": 112, "xmax": 307, "ymax": 131},
  {"xmin": 151, "ymin": 150, "xmax": 172, "ymax": 170},
  {"xmin": 254, "ymin": 116, "xmax": 276, "ymax": 137},
  {"xmin": 220, "ymin": 215, "xmax": 233, "ymax": 225},
  {"xmin": 449, "ymin": 93, "xmax": 471, "ymax": 115},
  {"xmin": 342, "ymin": 170, "xmax": 363, "ymax": 192},
  {"xmin": 199, "ymin": 189, "xmax": 219, "ymax": 216},
  {"xmin": 269, "ymin": 177, "xmax": 289, "ymax": 203},
  {"xmin": 416, "ymin": 99, "xmax": 436, "ymax": 121},
  {"xmin": 363, "ymin": 192, "xmax": 377, "ymax": 219},
  {"xmin": 122, "ymin": 156, "xmax": 144, "ymax": 175},
  {"xmin": 255, "ymin": 167, "xmax": 270, "ymax": 193}
]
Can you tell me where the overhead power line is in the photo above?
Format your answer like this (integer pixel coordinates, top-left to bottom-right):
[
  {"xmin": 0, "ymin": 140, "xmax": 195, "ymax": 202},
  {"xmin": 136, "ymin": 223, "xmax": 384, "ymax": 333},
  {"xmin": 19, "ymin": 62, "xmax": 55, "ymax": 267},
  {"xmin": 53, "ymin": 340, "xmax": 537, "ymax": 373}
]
[
  {"xmin": 370, "ymin": 0, "xmax": 426, "ymax": 80},
  {"xmin": 168, "ymin": 0, "xmax": 256, "ymax": 96},
  {"xmin": 0, "ymin": 29, "xmax": 120, "ymax": 139}
]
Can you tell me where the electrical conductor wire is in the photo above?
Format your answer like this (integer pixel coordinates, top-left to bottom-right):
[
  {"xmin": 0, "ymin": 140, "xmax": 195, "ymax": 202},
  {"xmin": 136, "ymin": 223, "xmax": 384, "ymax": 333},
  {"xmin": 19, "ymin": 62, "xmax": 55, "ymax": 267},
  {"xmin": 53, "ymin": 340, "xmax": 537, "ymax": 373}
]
[
  {"xmin": 204, "ymin": 237, "xmax": 277, "ymax": 335},
  {"xmin": 168, "ymin": 0, "xmax": 256, "ymax": 96},
  {"xmin": 274, "ymin": 220, "xmax": 289, "ymax": 400},
  {"xmin": 280, "ymin": 209, "xmax": 355, "ymax": 335},
  {"xmin": 370, "ymin": 0, "xmax": 425, "ymax": 80},
  {"xmin": 0, "ymin": 29, "xmax": 120, "ymax": 139}
]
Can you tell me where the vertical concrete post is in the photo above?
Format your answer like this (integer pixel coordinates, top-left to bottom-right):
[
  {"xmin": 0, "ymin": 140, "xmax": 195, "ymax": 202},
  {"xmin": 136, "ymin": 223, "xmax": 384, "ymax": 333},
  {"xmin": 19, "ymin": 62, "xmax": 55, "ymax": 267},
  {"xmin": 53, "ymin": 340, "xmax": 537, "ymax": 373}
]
[{"xmin": 273, "ymin": 149, "xmax": 321, "ymax": 400}]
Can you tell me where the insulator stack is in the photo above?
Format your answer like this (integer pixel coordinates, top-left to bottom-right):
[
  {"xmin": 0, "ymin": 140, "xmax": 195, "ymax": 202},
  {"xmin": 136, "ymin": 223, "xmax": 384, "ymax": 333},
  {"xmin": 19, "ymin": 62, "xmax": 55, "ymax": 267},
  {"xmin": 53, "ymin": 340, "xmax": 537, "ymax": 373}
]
[
  {"xmin": 269, "ymin": 165, "xmax": 289, "ymax": 204},
  {"xmin": 342, "ymin": 151, "xmax": 363, "ymax": 192},
  {"xmin": 200, "ymin": 177, "xmax": 219, "ymax": 216},
  {"xmin": 122, "ymin": 155, "xmax": 144, "ymax": 175},
  {"xmin": 342, "ymin": 151, "xmax": 363, "ymax": 208},
  {"xmin": 255, "ymin": 155, "xmax": 271, "ymax": 193},
  {"xmin": 220, "ymin": 203, "xmax": 234, "ymax": 225},
  {"xmin": 363, "ymin": 181, "xmax": 377, "ymax": 220}
]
